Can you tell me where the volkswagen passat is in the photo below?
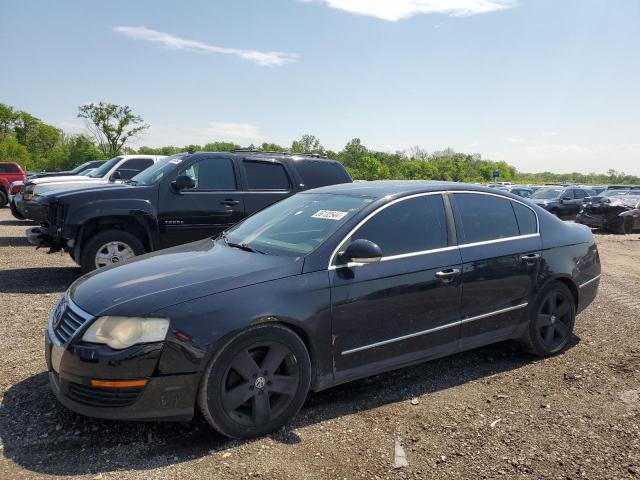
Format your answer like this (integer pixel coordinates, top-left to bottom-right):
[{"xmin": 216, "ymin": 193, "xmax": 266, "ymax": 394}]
[{"xmin": 45, "ymin": 181, "xmax": 601, "ymax": 438}]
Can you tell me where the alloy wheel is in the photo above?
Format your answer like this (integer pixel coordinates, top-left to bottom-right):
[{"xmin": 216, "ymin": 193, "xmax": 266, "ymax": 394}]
[
  {"xmin": 536, "ymin": 291, "xmax": 572, "ymax": 350},
  {"xmin": 94, "ymin": 241, "xmax": 135, "ymax": 268},
  {"xmin": 220, "ymin": 341, "xmax": 300, "ymax": 427}
]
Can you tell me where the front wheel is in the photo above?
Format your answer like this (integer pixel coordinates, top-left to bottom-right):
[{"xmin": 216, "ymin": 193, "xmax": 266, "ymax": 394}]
[
  {"xmin": 198, "ymin": 324, "xmax": 311, "ymax": 438},
  {"xmin": 0, "ymin": 190, "xmax": 8, "ymax": 208},
  {"xmin": 522, "ymin": 282, "xmax": 576, "ymax": 357},
  {"xmin": 80, "ymin": 229, "xmax": 146, "ymax": 274}
]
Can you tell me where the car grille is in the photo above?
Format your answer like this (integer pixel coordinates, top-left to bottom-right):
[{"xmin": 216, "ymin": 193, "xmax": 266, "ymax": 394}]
[
  {"xmin": 67, "ymin": 382, "xmax": 145, "ymax": 408},
  {"xmin": 52, "ymin": 301, "xmax": 89, "ymax": 344}
]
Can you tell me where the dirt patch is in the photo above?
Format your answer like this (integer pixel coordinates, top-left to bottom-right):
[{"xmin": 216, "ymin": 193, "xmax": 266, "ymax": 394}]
[{"xmin": 1, "ymin": 208, "xmax": 640, "ymax": 479}]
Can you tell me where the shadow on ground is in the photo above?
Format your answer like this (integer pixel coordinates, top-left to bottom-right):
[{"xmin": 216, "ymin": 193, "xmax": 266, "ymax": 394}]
[
  {"xmin": 0, "ymin": 267, "xmax": 81, "ymax": 293},
  {"xmin": 0, "ymin": 336, "xmax": 579, "ymax": 476},
  {"xmin": 0, "ymin": 219, "xmax": 35, "ymax": 227},
  {"xmin": 0, "ymin": 235, "xmax": 31, "ymax": 247}
]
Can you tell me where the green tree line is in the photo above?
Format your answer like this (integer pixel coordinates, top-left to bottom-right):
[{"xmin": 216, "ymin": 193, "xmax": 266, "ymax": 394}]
[{"xmin": 0, "ymin": 102, "xmax": 638, "ymax": 185}]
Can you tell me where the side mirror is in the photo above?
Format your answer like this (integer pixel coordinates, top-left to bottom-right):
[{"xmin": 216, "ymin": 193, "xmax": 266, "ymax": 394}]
[
  {"xmin": 109, "ymin": 171, "xmax": 122, "ymax": 182},
  {"xmin": 339, "ymin": 239, "xmax": 383, "ymax": 264},
  {"xmin": 171, "ymin": 175, "xmax": 196, "ymax": 192}
]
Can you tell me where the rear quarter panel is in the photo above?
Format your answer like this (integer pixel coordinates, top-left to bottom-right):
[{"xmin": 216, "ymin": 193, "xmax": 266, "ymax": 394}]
[{"xmin": 537, "ymin": 209, "xmax": 601, "ymax": 314}]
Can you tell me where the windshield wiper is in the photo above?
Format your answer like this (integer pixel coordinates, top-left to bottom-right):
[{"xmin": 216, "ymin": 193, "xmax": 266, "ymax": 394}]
[
  {"xmin": 227, "ymin": 242, "xmax": 267, "ymax": 255},
  {"xmin": 220, "ymin": 234, "xmax": 267, "ymax": 255}
]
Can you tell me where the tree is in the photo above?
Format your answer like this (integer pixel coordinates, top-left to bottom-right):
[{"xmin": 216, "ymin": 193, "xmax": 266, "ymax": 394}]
[
  {"xmin": 0, "ymin": 103, "xmax": 18, "ymax": 141},
  {"xmin": 0, "ymin": 137, "xmax": 30, "ymax": 167},
  {"xmin": 291, "ymin": 134, "xmax": 325, "ymax": 155},
  {"xmin": 78, "ymin": 102, "xmax": 149, "ymax": 157},
  {"xmin": 203, "ymin": 141, "xmax": 240, "ymax": 151}
]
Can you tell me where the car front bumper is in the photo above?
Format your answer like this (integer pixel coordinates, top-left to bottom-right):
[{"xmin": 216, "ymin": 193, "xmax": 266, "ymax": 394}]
[{"xmin": 45, "ymin": 322, "xmax": 199, "ymax": 422}]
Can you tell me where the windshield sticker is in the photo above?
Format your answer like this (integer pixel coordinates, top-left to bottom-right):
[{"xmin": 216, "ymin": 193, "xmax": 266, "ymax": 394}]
[{"xmin": 311, "ymin": 210, "xmax": 349, "ymax": 220}]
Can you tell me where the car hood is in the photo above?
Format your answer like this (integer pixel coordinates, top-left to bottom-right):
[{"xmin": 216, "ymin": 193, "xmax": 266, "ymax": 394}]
[
  {"xmin": 69, "ymin": 239, "xmax": 305, "ymax": 317},
  {"xmin": 30, "ymin": 175, "xmax": 95, "ymax": 185},
  {"xmin": 34, "ymin": 180, "xmax": 112, "ymax": 197},
  {"xmin": 531, "ymin": 198, "xmax": 555, "ymax": 205}
]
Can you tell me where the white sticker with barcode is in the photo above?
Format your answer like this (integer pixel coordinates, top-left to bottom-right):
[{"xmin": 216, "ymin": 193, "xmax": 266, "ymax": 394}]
[{"xmin": 311, "ymin": 210, "xmax": 349, "ymax": 220}]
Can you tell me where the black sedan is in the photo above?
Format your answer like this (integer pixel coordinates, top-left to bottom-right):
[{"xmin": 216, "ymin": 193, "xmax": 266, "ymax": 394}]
[{"xmin": 45, "ymin": 181, "xmax": 601, "ymax": 438}]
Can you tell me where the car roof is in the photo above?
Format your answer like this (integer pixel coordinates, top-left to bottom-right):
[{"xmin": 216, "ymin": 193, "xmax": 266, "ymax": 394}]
[
  {"xmin": 185, "ymin": 151, "xmax": 342, "ymax": 164},
  {"xmin": 304, "ymin": 180, "xmax": 523, "ymax": 199}
]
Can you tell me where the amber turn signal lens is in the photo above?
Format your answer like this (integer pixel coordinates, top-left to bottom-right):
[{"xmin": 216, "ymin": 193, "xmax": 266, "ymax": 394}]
[{"xmin": 90, "ymin": 379, "xmax": 148, "ymax": 388}]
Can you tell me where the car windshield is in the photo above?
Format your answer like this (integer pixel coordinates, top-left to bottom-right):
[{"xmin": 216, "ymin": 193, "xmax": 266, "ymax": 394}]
[
  {"xmin": 131, "ymin": 154, "xmax": 187, "ymax": 185},
  {"xmin": 86, "ymin": 157, "xmax": 122, "ymax": 178},
  {"xmin": 69, "ymin": 161, "xmax": 93, "ymax": 174},
  {"xmin": 530, "ymin": 188, "xmax": 563, "ymax": 200},
  {"xmin": 224, "ymin": 193, "xmax": 374, "ymax": 257}
]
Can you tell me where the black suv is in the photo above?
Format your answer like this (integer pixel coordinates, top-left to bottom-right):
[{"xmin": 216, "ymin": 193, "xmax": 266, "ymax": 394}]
[
  {"xmin": 529, "ymin": 186, "xmax": 595, "ymax": 220},
  {"xmin": 27, "ymin": 151, "xmax": 352, "ymax": 272}
]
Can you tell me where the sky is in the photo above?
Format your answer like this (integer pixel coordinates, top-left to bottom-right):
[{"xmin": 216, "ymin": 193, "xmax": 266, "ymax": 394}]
[{"xmin": 1, "ymin": 0, "xmax": 639, "ymax": 175}]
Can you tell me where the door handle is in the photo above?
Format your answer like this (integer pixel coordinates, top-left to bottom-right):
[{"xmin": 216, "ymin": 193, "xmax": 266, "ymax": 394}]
[
  {"xmin": 220, "ymin": 199, "xmax": 240, "ymax": 207},
  {"xmin": 521, "ymin": 253, "xmax": 540, "ymax": 263},
  {"xmin": 436, "ymin": 268, "xmax": 461, "ymax": 283}
]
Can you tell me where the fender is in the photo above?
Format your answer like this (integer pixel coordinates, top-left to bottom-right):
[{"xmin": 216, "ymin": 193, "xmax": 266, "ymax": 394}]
[{"xmin": 67, "ymin": 198, "xmax": 160, "ymax": 252}]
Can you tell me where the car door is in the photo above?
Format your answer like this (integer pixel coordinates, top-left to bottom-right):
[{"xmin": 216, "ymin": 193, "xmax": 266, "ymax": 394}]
[
  {"xmin": 158, "ymin": 156, "xmax": 245, "ymax": 248},
  {"xmin": 240, "ymin": 159, "xmax": 293, "ymax": 215},
  {"xmin": 330, "ymin": 193, "xmax": 463, "ymax": 376},
  {"xmin": 450, "ymin": 192, "xmax": 541, "ymax": 347}
]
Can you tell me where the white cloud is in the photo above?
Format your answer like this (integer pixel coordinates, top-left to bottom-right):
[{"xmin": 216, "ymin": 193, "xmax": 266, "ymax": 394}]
[
  {"xmin": 132, "ymin": 121, "xmax": 268, "ymax": 147},
  {"xmin": 306, "ymin": 0, "xmax": 517, "ymax": 21},
  {"xmin": 113, "ymin": 26, "xmax": 298, "ymax": 66}
]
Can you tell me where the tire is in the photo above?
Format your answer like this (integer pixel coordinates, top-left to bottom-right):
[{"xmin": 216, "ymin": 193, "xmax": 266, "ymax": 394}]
[
  {"xmin": 80, "ymin": 229, "xmax": 146, "ymax": 274},
  {"xmin": 0, "ymin": 190, "xmax": 7, "ymax": 208},
  {"xmin": 198, "ymin": 324, "xmax": 311, "ymax": 439},
  {"xmin": 620, "ymin": 217, "xmax": 634, "ymax": 235},
  {"xmin": 9, "ymin": 199, "xmax": 25, "ymax": 220},
  {"xmin": 521, "ymin": 282, "xmax": 576, "ymax": 357}
]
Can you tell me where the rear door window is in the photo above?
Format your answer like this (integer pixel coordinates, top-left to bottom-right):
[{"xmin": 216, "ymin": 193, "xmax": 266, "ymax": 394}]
[
  {"xmin": 351, "ymin": 194, "xmax": 448, "ymax": 257},
  {"xmin": 243, "ymin": 160, "xmax": 290, "ymax": 190},
  {"xmin": 511, "ymin": 202, "xmax": 537, "ymax": 235},
  {"xmin": 453, "ymin": 193, "xmax": 520, "ymax": 244},
  {"xmin": 295, "ymin": 160, "xmax": 349, "ymax": 189}
]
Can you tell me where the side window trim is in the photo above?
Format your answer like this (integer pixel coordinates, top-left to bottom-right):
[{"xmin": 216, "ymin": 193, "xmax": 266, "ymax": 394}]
[{"xmin": 328, "ymin": 190, "xmax": 540, "ymax": 270}]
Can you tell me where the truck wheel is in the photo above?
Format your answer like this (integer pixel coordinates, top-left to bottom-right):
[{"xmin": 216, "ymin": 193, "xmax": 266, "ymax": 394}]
[
  {"xmin": 620, "ymin": 218, "xmax": 634, "ymax": 235},
  {"xmin": 198, "ymin": 324, "xmax": 311, "ymax": 439},
  {"xmin": 0, "ymin": 190, "xmax": 7, "ymax": 208},
  {"xmin": 80, "ymin": 230, "xmax": 145, "ymax": 274}
]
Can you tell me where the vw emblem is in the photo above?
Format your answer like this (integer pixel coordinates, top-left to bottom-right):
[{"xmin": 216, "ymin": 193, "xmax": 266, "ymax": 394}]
[{"xmin": 254, "ymin": 377, "xmax": 266, "ymax": 389}]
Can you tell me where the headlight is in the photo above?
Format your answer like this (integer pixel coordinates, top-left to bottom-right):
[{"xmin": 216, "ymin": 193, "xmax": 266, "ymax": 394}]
[{"xmin": 82, "ymin": 316, "xmax": 169, "ymax": 349}]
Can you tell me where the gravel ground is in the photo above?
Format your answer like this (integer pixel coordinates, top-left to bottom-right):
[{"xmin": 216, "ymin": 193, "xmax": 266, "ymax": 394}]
[{"xmin": 0, "ymin": 207, "xmax": 639, "ymax": 480}]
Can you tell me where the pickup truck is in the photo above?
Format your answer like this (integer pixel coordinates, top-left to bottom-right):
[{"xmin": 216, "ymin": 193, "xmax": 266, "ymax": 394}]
[
  {"xmin": 0, "ymin": 162, "xmax": 27, "ymax": 208},
  {"xmin": 27, "ymin": 151, "xmax": 352, "ymax": 273},
  {"xmin": 15, "ymin": 155, "xmax": 164, "ymax": 220}
]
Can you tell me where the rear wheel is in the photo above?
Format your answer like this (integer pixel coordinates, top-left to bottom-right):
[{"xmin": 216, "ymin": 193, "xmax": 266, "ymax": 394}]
[
  {"xmin": 198, "ymin": 324, "xmax": 311, "ymax": 438},
  {"xmin": 0, "ymin": 190, "xmax": 7, "ymax": 208},
  {"xmin": 620, "ymin": 217, "xmax": 634, "ymax": 235},
  {"xmin": 522, "ymin": 282, "xmax": 575, "ymax": 357},
  {"xmin": 80, "ymin": 229, "xmax": 145, "ymax": 274}
]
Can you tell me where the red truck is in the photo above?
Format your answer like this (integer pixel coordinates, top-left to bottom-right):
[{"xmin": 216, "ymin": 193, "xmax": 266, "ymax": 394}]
[{"xmin": 0, "ymin": 162, "xmax": 27, "ymax": 207}]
